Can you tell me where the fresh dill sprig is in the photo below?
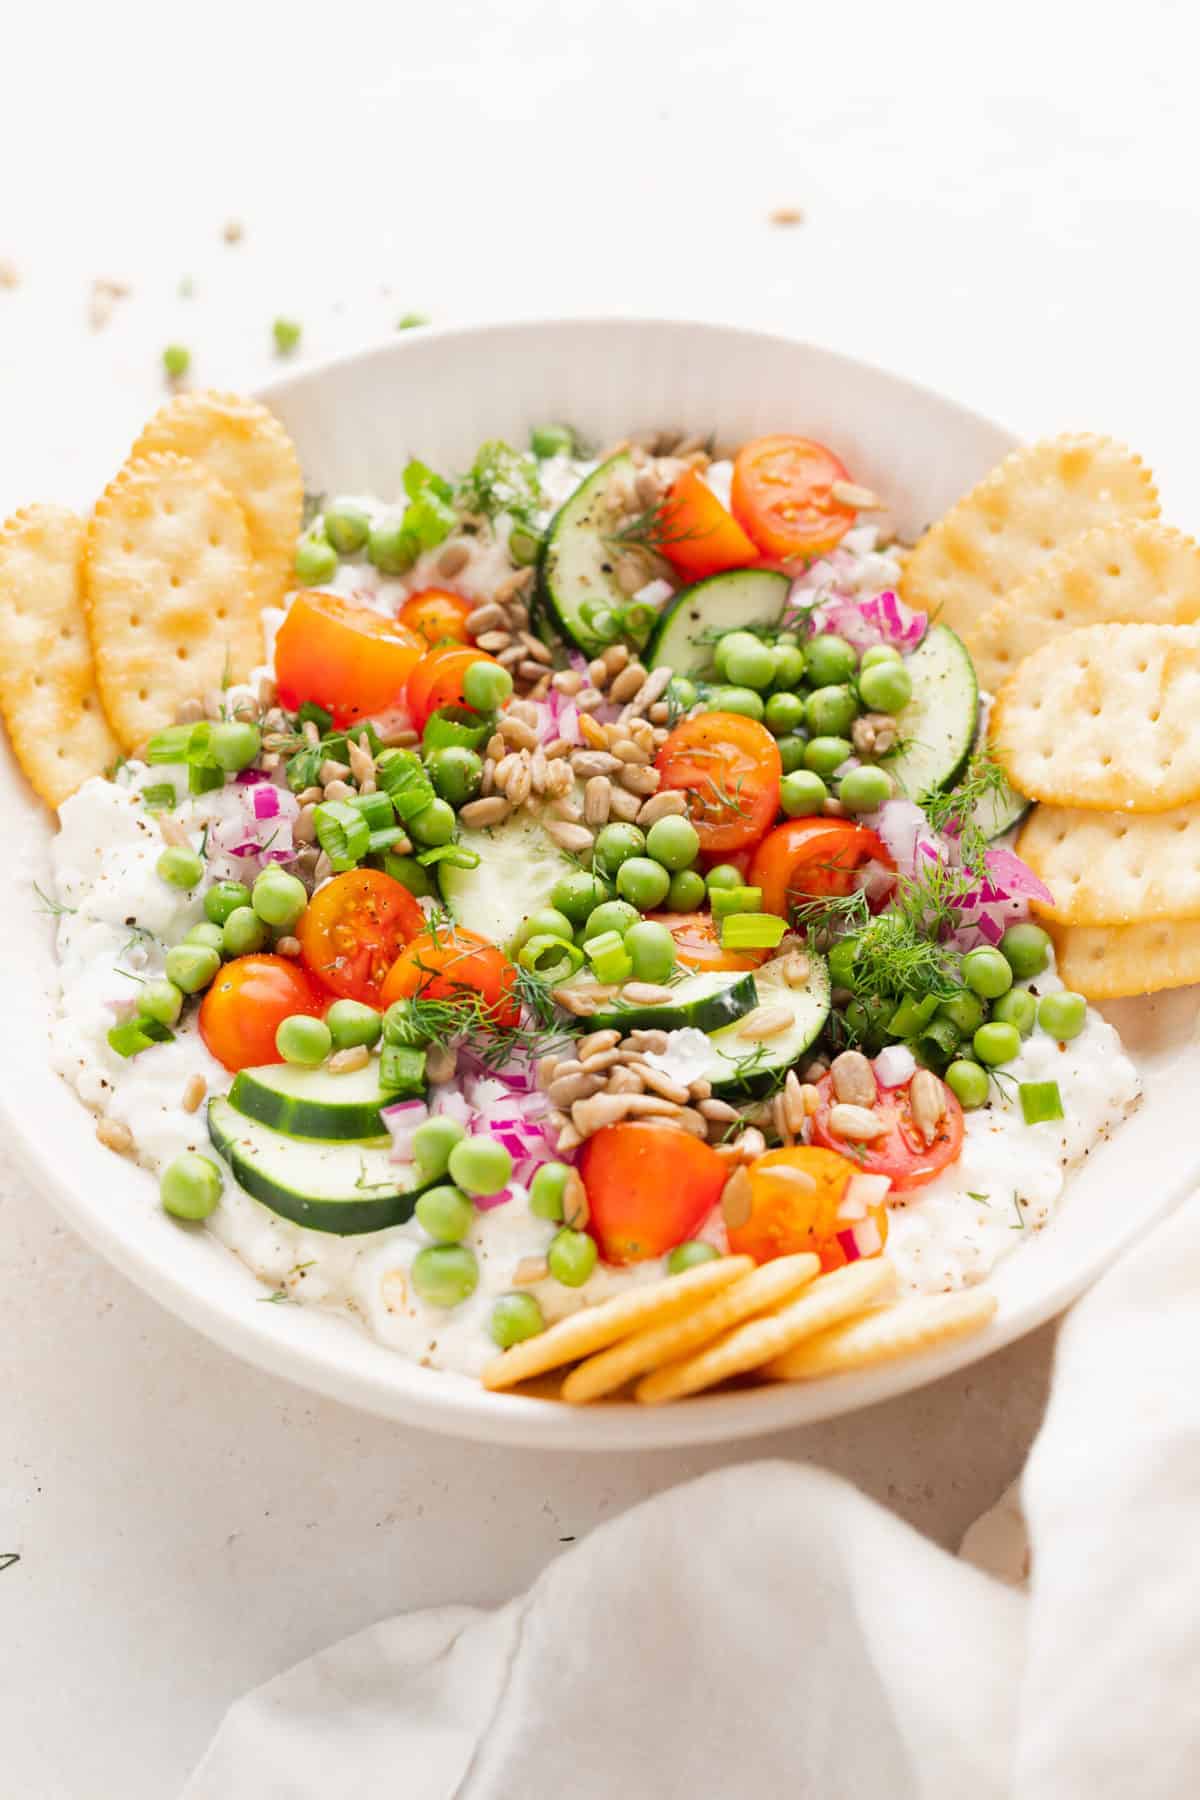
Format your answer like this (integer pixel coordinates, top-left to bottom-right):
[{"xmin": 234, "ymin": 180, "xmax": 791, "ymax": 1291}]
[
  {"xmin": 607, "ymin": 495, "xmax": 698, "ymax": 557},
  {"xmin": 33, "ymin": 882, "xmax": 75, "ymax": 917},
  {"xmin": 923, "ymin": 754, "xmax": 1013, "ymax": 876},
  {"xmin": 788, "ymin": 887, "xmax": 871, "ymax": 947}
]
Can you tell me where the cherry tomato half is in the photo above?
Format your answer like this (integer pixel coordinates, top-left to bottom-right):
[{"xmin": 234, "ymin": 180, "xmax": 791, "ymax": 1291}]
[
  {"xmin": 274, "ymin": 591, "xmax": 423, "ymax": 728},
  {"xmin": 397, "ymin": 587, "xmax": 474, "ymax": 649},
  {"xmin": 379, "ymin": 925, "xmax": 520, "ymax": 1029},
  {"xmin": 579, "ymin": 1123, "xmax": 729, "ymax": 1264},
  {"xmin": 406, "ymin": 645, "xmax": 500, "ymax": 733},
  {"xmin": 199, "ymin": 955, "xmax": 325, "ymax": 1073},
  {"xmin": 297, "ymin": 869, "xmax": 424, "ymax": 1005},
  {"xmin": 656, "ymin": 712, "xmax": 782, "ymax": 852},
  {"xmin": 810, "ymin": 1072, "xmax": 964, "ymax": 1193},
  {"xmin": 727, "ymin": 1146, "xmax": 886, "ymax": 1271},
  {"xmin": 749, "ymin": 819, "xmax": 892, "ymax": 919},
  {"xmin": 731, "ymin": 435, "xmax": 858, "ymax": 562},
  {"xmin": 645, "ymin": 912, "xmax": 767, "ymax": 973},
  {"xmin": 656, "ymin": 468, "xmax": 760, "ymax": 582}
]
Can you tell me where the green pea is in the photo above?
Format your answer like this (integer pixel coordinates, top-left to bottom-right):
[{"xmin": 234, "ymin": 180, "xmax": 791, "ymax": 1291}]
[
  {"xmin": 667, "ymin": 868, "xmax": 706, "ymax": 911},
  {"xmin": 803, "ymin": 736, "xmax": 853, "ymax": 778},
  {"xmin": 411, "ymin": 1244, "xmax": 479, "ymax": 1309},
  {"xmin": 1037, "ymin": 990, "xmax": 1087, "ymax": 1041},
  {"xmin": 992, "ymin": 988, "xmax": 1036, "ymax": 1036},
  {"xmin": 720, "ymin": 635, "xmax": 776, "ymax": 690},
  {"xmin": 162, "ymin": 344, "xmax": 191, "ymax": 380},
  {"xmin": 415, "ymin": 1183, "xmax": 475, "ymax": 1244},
  {"xmin": 547, "ymin": 1226, "xmax": 597, "ymax": 1287},
  {"xmin": 273, "ymin": 316, "xmax": 302, "ymax": 355},
  {"xmin": 667, "ymin": 676, "xmax": 698, "ymax": 714},
  {"xmin": 462, "ymin": 660, "xmax": 514, "ymax": 711},
  {"xmin": 322, "ymin": 501, "xmax": 371, "ymax": 555},
  {"xmin": 184, "ymin": 921, "xmax": 225, "ymax": 952},
  {"xmin": 140, "ymin": 979, "xmax": 183, "ymax": 1026},
  {"xmin": 625, "ymin": 920, "xmax": 676, "ymax": 984},
  {"xmin": 209, "ymin": 720, "xmax": 261, "ymax": 772},
  {"xmin": 412, "ymin": 1115, "xmax": 465, "ymax": 1182},
  {"xmin": 1000, "ymin": 923, "xmax": 1052, "ymax": 980},
  {"xmin": 973, "ymin": 1021, "xmax": 1022, "ymax": 1066},
  {"xmin": 408, "ymin": 797, "xmax": 456, "ymax": 847},
  {"xmin": 615, "ymin": 856, "xmax": 671, "ymax": 910},
  {"xmin": 764, "ymin": 691, "xmax": 806, "ymax": 737},
  {"xmin": 838, "ymin": 765, "xmax": 893, "ymax": 813},
  {"xmin": 806, "ymin": 685, "xmax": 859, "ymax": 738},
  {"xmin": 705, "ymin": 863, "xmax": 743, "ymax": 892},
  {"xmin": 448, "ymin": 1134, "xmax": 513, "ymax": 1197},
  {"xmin": 530, "ymin": 422, "xmax": 574, "ymax": 458},
  {"xmin": 551, "ymin": 869, "xmax": 612, "ymax": 925},
  {"xmin": 805, "ymin": 633, "xmax": 857, "ymax": 685},
  {"xmin": 644, "ymin": 814, "xmax": 700, "ymax": 871},
  {"xmin": 776, "ymin": 630, "xmax": 801, "ymax": 649},
  {"xmin": 489, "ymin": 1292, "xmax": 546, "ymax": 1348},
  {"xmin": 221, "ymin": 906, "xmax": 268, "ymax": 957},
  {"xmin": 780, "ymin": 769, "xmax": 828, "ymax": 819},
  {"xmin": 945, "ymin": 1059, "xmax": 989, "ymax": 1109},
  {"xmin": 666, "ymin": 1240, "xmax": 719, "ymax": 1274},
  {"xmin": 160, "ymin": 1151, "xmax": 223, "ymax": 1221},
  {"xmin": 860, "ymin": 644, "xmax": 902, "ymax": 670},
  {"xmin": 251, "ymin": 867, "xmax": 308, "ymax": 930},
  {"xmin": 529, "ymin": 1161, "xmax": 572, "ymax": 1222},
  {"xmin": 513, "ymin": 907, "xmax": 577, "ymax": 952},
  {"xmin": 858, "ymin": 660, "xmax": 912, "ymax": 715},
  {"xmin": 325, "ymin": 998, "xmax": 383, "ymax": 1050},
  {"xmin": 713, "ymin": 630, "xmax": 762, "ymax": 682},
  {"xmin": 276, "ymin": 1013, "xmax": 332, "ymax": 1066},
  {"xmin": 164, "ymin": 942, "xmax": 220, "ymax": 993},
  {"xmin": 938, "ymin": 989, "xmax": 985, "ymax": 1035},
  {"xmin": 771, "ymin": 643, "xmax": 807, "ymax": 689},
  {"xmin": 295, "ymin": 532, "xmax": 339, "ymax": 584},
  {"xmin": 156, "ymin": 845, "xmax": 204, "ymax": 889},
  {"xmin": 584, "ymin": 899, "xmax": 639, "ymax": 941},
  {"xmin": 709, "ymin": 685, "xmax": 765, "ymax": 721},
  {"xmin": 777, "ymin": 735, "xmax": 809, "ymax": 774},
  {"xmin": 366, "ymin": 518, "xmax": 418, "ymax": 575},
  {"xmin": 204, "ymin": 880, "xmax": 251, "ymax": 925},
  {"xmin": 826, "ymin": 937, "xmax": 859, "ymax": 988},
  {"xmin": 593, "ymin": 822, "xmax": 645, "ymax": 877},
  {"xmin": 961, "ymin": 946, "xmax": 1014, "ymax": 1000},
  {"xmin": 428, "ymin": 745, "xmax": 483, "ymax": 807}
]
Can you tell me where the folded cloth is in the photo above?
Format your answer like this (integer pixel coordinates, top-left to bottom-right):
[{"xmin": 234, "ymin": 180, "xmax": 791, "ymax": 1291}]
[{"xmin": 184, "ymin": 1192, "xmax": 1200, "ymax": 1800}]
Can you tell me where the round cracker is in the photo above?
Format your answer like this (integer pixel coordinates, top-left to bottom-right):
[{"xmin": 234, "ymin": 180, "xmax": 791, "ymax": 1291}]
[
  {"xmin": 130, "ymin": 391, "xmax": 302, "ymax": 608},
  {"xmin": 1046, "ymin": 914, "xmax": 1200, "ymax": 1000},
  {"xmin": 84, "ymin": 453, "xmax": 259, "ymax": 750},
  {"xmin": 762, "ymin": 1285, "xmax": 997, "ymax": 1383},
  {"xmin": 1018, "ymin": 802, "xmax": 1200, "ymax": 926}
]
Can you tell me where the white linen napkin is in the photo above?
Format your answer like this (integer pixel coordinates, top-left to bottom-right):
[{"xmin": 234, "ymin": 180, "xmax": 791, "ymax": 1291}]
[{"xmin": 183, "ymin": 1192, "xmax": 1200, "ymax": 1800}]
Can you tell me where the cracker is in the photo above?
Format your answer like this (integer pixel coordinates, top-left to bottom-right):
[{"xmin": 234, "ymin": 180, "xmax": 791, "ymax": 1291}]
[
  {"xmin": 84, "ymin": 454, "xmax": 259, "ymax": 750},
  {"xmin": 1047, "ymin": 916, "xmax": 1200, "ymax": 999},
  {"xmin": 130, "ymin": 391, "xmax": 302, "ymax": 608},
  {"xmin": 0, "ymin": 505, "xmax": 121, "ymax": 807},
  {"xmin": 900, "ymin": 435, "xmax": 1158, "ymax": 641},
  {"xmin": 763, "ymin": 1286, "xmax": 997, "ymax": 1381},
  {"xmin": 990, "ymin": 622, "xmax": 1200, "ymax": 812},
  {"xmin": 967, "ymin": 522, "xmax": 1200, "ymax": 696},
  {"xmin": 1018, "ymin": 803, "xmax": 1200, "ymax": 925},
  {"xmin": 480, "ymin": 1254, "xmax": 753, "ymax": 1391},
  {"xmin": 635, "ymin": 1259, "xmax": 896, "ymax": 1405},
  {"xmin": 560, "ymin": 1253, "xmax": 820, "ymax": 1404}
]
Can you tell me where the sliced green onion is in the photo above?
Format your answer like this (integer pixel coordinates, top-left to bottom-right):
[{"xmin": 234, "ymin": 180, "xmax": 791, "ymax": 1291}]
[
  {"xmin": 889, "ymin": 993, "xmax": 940, "ymax": 1038},
  {"xmin": 145, "ymin": 723, "xmax": 202, "ymax": 764},
  {"xmin": 518, "ymin": 934, "xmax": 584, "ymax": 983},
  {"xmin": 620, "ymin": 602, "xmax": 657, "ymax": 643},
  {"xmin": 350, "ymin": 790, "xmax": 395, "ymax": 834},
  {"xmin": 286, "ymin": 745, "xmax": 324, "ymax": 792},
  {"xmin": 587, "ymin": 937, "xmax": 635, "ymax": 983},
  {"xmin": 379, "ymin": 1043, "xmax": 427, "ymax": 1097},
  {"xmin": 313, "ymin": 800, "xmax": 370, "ymax": 872},
  {"xmin": 141, "ymin": 782, "xmax": 177, "ymax": 812},
  {"xmin": 188, "ymin": 762, "xmax": 225, "ymax": 796},
  {"xmin": 367, "ymin": 826, "xmax": 408, "ymax": 855},
  {"xmin": 1019, "ymin": 1080, "xmax": 1064, "ymax": 1125},
  {"xmin": 107, "ymin": 1016, "xmax": 175, "ymax": 1058},
  {"xmin": 375, "ymin": 748, "xmax": 437, "ymax": 823},
  {"xmin": 422, "ymin": 707, "xmax": 495, "ymax": 752},
  {"xmin": 719, "ymin": 913, "xmax": 787, "ymax": 951},
  {"xmin": 507, "ymin": 521, "xmax": 543, "ymax": 567},
  {"xmin": 913, "ymin": 1017, "xmax": 961, "ymax": 1069},
  {"xmin": 710, "ymin": 885, "xmax": 763, "ymax": 920},
  {"xmin": 583, "ymin": 928, "xmax": 626, "ymax": 962},
  {"xmin": 578, "ymin": 601, "xmax": 621, "ymax": 642},
  {"xmin": 415, "ymin": 844, "xmax": 481, "ymax": 869},
  {"xmin": 296, "ymin": 700, "xmax": 333, "ymax": 733}
]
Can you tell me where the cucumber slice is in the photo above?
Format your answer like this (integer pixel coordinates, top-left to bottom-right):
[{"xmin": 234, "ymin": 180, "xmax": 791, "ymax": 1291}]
[
  {"xmin": 882, "ymin": 625, "xmax": 979, "ymax": 802},
  {"xmin": 696, "ymin": 952, "xmax": 831, "ymax": 1098},
  {"xmin": 208, "ymin": 1097, "xmax": 422, "ymax": 1235},
  {"xmin": 646, "ymin": 569, "xmax": 790, "ymax": 679},
  {"xmin": 228, "ymin": 1060, "xmax": 392, "ymax": 1143},
  {"xmin": 440, "ymin": 808, "xmax": 573, "ymax": 952},
  {"xmin": 557, "ymin": 968, "xmax": 759, "ymax": 1034},
  {"xmin": 970, "ymin": 772, "xmax": 1031, "ymax": 841},
  {"xmin": 538, "ymin": 453, "xmax": 638, "ymax": 654}
]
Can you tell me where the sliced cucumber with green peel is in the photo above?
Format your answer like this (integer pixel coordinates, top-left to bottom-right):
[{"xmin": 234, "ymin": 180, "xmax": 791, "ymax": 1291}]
[
  {"xmin": 969, "ymin": 769, "xmax": 1031, "ymax": 841},
  {"xmin": 882, "ymin": 625, "xmax": 979, "ymax": 802},
  {"xmin": 646, "ymin": 569, "xmax": 790, "ymax": 679},
  {"xmin": 697, "ymin": 952, "xmax": 831, "ymax": 1097},
  {"xmin": 538, "ymin": 453, "xmax": 639, "ymax": 654},
  {"xmin": 208, "ymin": 1098, "xmax": 423, "ymax": 1235},
  {"xmin": 441, "ymin": 808, "xmax": 574, "ymax": 951},
  {"xmin": 557, "ymin": 967, "xmax": 759, "ymax": 1034},
  {"xmin": 228, "ymin": 1060, "xmax": 392, "ymax": 1143}
]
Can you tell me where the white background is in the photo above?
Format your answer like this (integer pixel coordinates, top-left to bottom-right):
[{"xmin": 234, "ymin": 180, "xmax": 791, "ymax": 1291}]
[{"xmin": 1, "ymin": 2, "xmax": 1195, "ymax": 1793}]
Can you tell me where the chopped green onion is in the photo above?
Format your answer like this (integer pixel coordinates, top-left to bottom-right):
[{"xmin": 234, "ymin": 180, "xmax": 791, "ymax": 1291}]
[
  {"xmin": 188, "ymin": 762, "xmax": 225, "ymax": 796},
  {"xmin": 146, "ymin": 721, "xmax": 211, "ymax": 765},
  {"xmin": 415, "ymin": 844, "xmax": 481, "ymax": 869},
  {"xmin": 349, "ymin": 790, "xmax": 395, "ymax": 834},
  {"xmin": 913, "ymin": 1017, "xmax": 961, "ymax": 1069},
  {"xmin": 889, "ymin": 993, "xmax": 940, "ymax": 1038},
  {"xmin": 1019, "ymin": 1080, "xmax": 1064, "ymax": 1125},
  {"xmin": 507, "ymin": 522, "xmax": 542, "ymax": 567},
  {"xmin": 375, "ymin": 748, "xmax": 437, "ymax": 823},
  {"xmin": 422, "ymin": 707, "xmax": 494, "ymax": 752},
  {"xmin": 313, "ymin": 800, "xmax": 370, "ymax": 871},
  {"xmin": 141, "ymin": 782, "xmax": 177, "ymax": 812},
  {"xmin": 107, "ymin": 1016, "xmax": 175, "ymax": 1058},
  {"xmin": 519, "ymin": 934, "xmax": 584, "ymax": 983},
  {"xmin": 710, "ymin": 885, "xmax": 763, "ymax": 920},
  {"xmin": 296, "ymin": 700, "xmax": 333, "ymax": 733},
  {"xmin": 583, "ymin": 930, "xmax": 634, "ymax": 984},
  {"xmin": 719, "ymin": 913, "xmax": 787, "ymax": 951},
  {"xmin": 379, "ymin": 1043, "xmax": 427, "ymax": 1097},
  {"xmin": 583, "ymin": 928, "xmax": 626, "ymax": 962},
  {"xmin": 366, "ymin": 826, "xmax": 408, "ymax": 855},
  {"xmin": 396, "ymin": 311, "xmax": 430, "ymax": 331}
]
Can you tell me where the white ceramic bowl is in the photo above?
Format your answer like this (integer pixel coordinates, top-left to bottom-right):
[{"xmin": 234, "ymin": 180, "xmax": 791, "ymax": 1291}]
[{"xmin": 5, "ymin": 318, "xmax": 1195, "ymax": 1450}]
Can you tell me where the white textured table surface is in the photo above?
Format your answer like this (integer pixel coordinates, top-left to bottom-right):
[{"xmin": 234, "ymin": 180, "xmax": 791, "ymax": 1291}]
[{"xmin": 2, "ymin": 3, "xmax": 1196, "ymax": 1793}]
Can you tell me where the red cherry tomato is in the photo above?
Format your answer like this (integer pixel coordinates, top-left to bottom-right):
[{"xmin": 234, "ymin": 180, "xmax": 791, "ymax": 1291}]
[
  {"xmin": 726, "ymin": 1146, "xmax": 888, "ymax": 1271},
  {"xmin": 731, "ymin": 435, "xmax": 858, "ymax": 562},
  {"xmin": 297, "ymin": 869, "xmax": 424, "ymax": 1005},
  {"xmin": 396, "ymin": 588, "xmax": 474, "ymax": 649},
  {"xmin": 656, "ymin": 712, "xmax": 782, "ymax": 852},
  {"xmin": 656, "ymin": 468, "xmax": 760, "ymax": 581},
  {"xmin": 379, "ymin": 925, "xmax": 520, "ymax": 1029},
  {"xmin": 406, "ymin": 646, "xmax": 500, "ymax": 733},
  {"xmin": 274, "ymin": 591, "xmax": 422, "ymax": 728},
  {"xmin": 810, "ymin": 1071, "xmax": 964, "ymax": 1192},
  {"xmin": 749, "ymin": 819, "xmax": 893, "ymax": 919},
  {"xmin": 199, "ymin": 955, "xmax": 325, "ymax": 1073},
  {"xmin": 644, "ymin": 912, "xmax": 767, "ymax": 972},
  {"xmin": 579, "ymin": 1123, "xmax": 729, "ymax": 1264}
]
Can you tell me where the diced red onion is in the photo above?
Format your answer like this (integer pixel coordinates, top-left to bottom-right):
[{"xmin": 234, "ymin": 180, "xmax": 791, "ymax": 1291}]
[
  {"xmin": 381, "ymin": 1097, "xmax": 429, "ymax": 1162},
  {"xmin": 844, "ymin": 1171, "xmax": 892, "ymax": 1212},
  {"xmin": 252, "ymin": 786, "xmax": 281, "ymax": 820},
  {"xmin": 983, "ymin": 846, "xmax": 1054, "ymax": 907},
  {"xmin": 874, "ymin": 799, "xmax": 942, "ymax": 878},
  {"xmin": 873, "ymin": 1044, "xmax": 916, "ymax": 1088},
  {"xmin": 474, "ymin": 1186, "xmax": 514, "ymax": 1212},
  {"xmin": 800, "ymin": 588, "xmax": 927, "ymax": 653}
]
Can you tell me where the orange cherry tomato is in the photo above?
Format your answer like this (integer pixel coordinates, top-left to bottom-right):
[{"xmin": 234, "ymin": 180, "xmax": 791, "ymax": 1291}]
[
  {"xmin": 297, "ymin": 869, "xmax": 424, "ymax": 1006},
  {"xmin": 727, "ymin": 1147, "xmax": 888, "ymax": 1271},
  {"xmin": 379, "ymin": 925, "xmax": 520, "ymax": 1029},
  {"xmin": 274, "ymin": 591, "xmax": 423, "ymax": 728},
  {"xmin": 656, "ymin": 468, "xmax": 760, "ymax": 581},
  {"xmin": 199, "ymin": 955, "xmax": 325, "ymax": 1074},
  {"xmin": 397, "ymin": 587, "xmax": 474, "ymax": 649},
  {"xmin": 749, "ymin": 819, "xmax": 892, "ymax": 919},
  {"xmin": 810, "ymin": 1072, "xmax": 964, "ymax": 1193},
  {"xmin": 646, "ymin": 912, "xmax": 767, "ymax": 973},
  {"xmin": 406, "ymin": 645, "xmax": 499, "ymax": 733},
  {"xmin": 731, "ymin": 435, "xmax": 858, "ymax": 562},
  {"xmin": 656, "ymin": 712, "xmax": 781, "ymax": 852},
  {"xmin": 579, "ymin": 1123, "xmax": 729, "ymax": 1264}
]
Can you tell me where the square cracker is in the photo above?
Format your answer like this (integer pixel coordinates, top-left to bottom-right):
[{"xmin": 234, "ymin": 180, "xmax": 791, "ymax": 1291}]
[
  {"xmin": 1018, "ymin": 803, "xmax": 1200, "ymax": 925},
  {"xmin": 967, "ymin": 521, "xmax": 1200, "ymax": 696},
  {"xmin": 990, "ymin": 622, "xmax": 1200, "ymax": 813},
  {"xmin": 762, "ymin": 1287, "xmax": 997, "ymax": 1382},
  {"xmin": 1047, "ymin": 916, "xmax": 1200, "ymax": 1000},
  {"xmin": 0, "ymin": 504, "xmax": 120, "ymax": 806},
  {"xmin": 900, "ymin": 435, "xmax": 1158, "ymax": 643}
]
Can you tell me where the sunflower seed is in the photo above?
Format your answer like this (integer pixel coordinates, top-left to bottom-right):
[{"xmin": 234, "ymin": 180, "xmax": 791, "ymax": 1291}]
[
  {"xmin": 828, "ymin": 1102, "xmax": 889, "ymax": 1142},
  {"xmin": 625, "ymin": 1028, "xmax": 669, "ymax": 1054},
  {"xmin": 544, "ymin": 819, "xmax": 594, "ymax": 854},
  {"xmin": 96, "ymin": 1117, "xmax": 133, "ymax": 1154},
  {"xmin": 425, "ymin": 1044, "xmax": 459, "ymax": 1085},
  {"xmin": 636, "ymin": 790, "xmax": 687, "ymax": 827},
  {"xmin": 180, "ymin": 1074, "xmax": 207, "ymax": 1115},
  {"xmin": 830, "ymin": 479, "xmax": 881, "ymax": 510},
  {"xmin": 602, "ymin": 643, "xmax": 631, "ymax": 674},
  {"xmin": 618, "ymin": 764, "xmax": 659, "ymax": 796},
  {"xmin": 458, "ymin": 796, "xmax": 512, "ymax": 828},
  {"xmin": 584, "ymin": 776, "xmax": 612, "ymax": 826},
  {"xmin": 513, "ymin": 1256, "xmax": 549, "ymax": 1286},
  {"xmin": 499, "ymin": 715, "xmax": 538, "ymax": 750},
  {"xmin": 275, "ymin": 935, "xmax": 301, "ymax": 957},
  {"xmin": 830, "ymin": 1050, "xmax": 876, "ymax": 1107},
  {"xmin": 781, "ymin": 952, "xmax": 811, "ymax": 987},
  {"xmin": 570, "ymin": 750, "xmax": 621, "ymax": 778},
  {"xmin": 329, "ymin": 1046, "xmax": 370, "ymax": 1075},
  {"xmin": 721, "ymin": 1166, "xmax": 753, "ymax": 1230},
  {"xmin": 552, "ymin": 668, "xmax": 585, "ymax": 695},
  {"xmin": 637, "ymin": 1066, "xmax": 691, "ymax": 1104},
  {"xmin": 323, "ymin": 778, "xmax": 355, "ymax": 802},
  {"xmin": 562, "ymin": 1169, "xmax": 590, "ymax": 1229},
  {"xmin": 782, "ymin": 1071, "xmax": 807, "ymax": 1134},
  {"xmin": 548, "ymin": 1071, "xmax": 607, "ymax": 1107},
  {"xmin": 737, "ymin": 1004, "xmax": 793, "ymax": 1041},
  {"xmin": 699, "ymin": 1097, "xmax": 740, "ymax": 1123},
  {"xmin": 909, "ymin": 1069, "xmax": 948, "ymax": 1146},
  {"xmin": 607, "ymin": 1064, "xmax": 644, "ymax": 1094},
  {"xmin": 543, "ymin": 759, "xmax": 575, "ymax": 798},
  {"xmin": 607, "ymin": 786, "xmax": 643, "ymax": 822},
  {"xmin": 437, "ymin": 540, "xmax": 470, "ymax": 577},
  {"xmin": 608, "ymin": 662, "xmax": 648, "ymax": 704},
  {"xmin": 574, "ymin": 686, "xmax": 605, "ymax": 713}
]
